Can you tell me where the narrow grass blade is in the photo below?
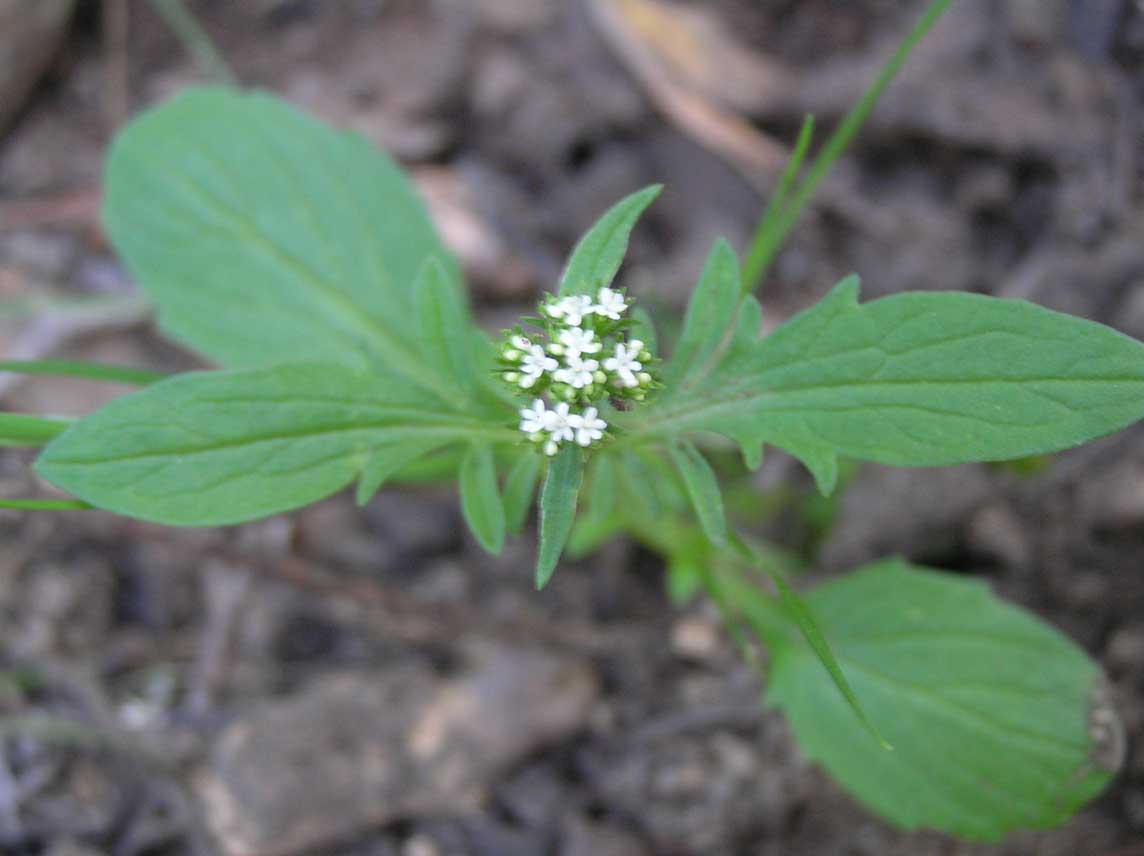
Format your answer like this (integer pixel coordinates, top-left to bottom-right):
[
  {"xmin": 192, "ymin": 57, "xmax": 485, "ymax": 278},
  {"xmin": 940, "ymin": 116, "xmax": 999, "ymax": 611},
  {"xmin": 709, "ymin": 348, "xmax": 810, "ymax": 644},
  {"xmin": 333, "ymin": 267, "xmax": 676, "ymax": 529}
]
[
  {"xmin": 0, "ymin": 498, "xmax": 90, "ymax": 511},
  {"xmin": 742, "ymin": 114, "xmax": 814, "ymax": 291},
  {"xmin": 0, "ymin": 360, "xmax": 166, "ymax": 386},
  {"xmin": 742, "ymin": 0, "xmax": 951, "ymax": 291},
  {"xmin": 0, "ymin": 414, "xmax": 71, "ymax": 447}
]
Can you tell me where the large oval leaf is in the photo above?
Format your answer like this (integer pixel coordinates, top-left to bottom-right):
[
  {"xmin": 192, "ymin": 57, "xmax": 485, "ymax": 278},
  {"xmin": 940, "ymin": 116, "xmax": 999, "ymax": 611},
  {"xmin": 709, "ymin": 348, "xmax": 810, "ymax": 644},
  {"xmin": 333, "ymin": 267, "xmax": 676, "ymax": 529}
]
[
  {"xmin": 104, "ymin": 88, "xmax": 459, "ymax": 392},
  {"xmin": 766, "ymin": 559, "xmax": 1118, "ymax": 839},
  {"xmin": 34, "ymin": 365, "xmax": 512, "ymax": 526}
]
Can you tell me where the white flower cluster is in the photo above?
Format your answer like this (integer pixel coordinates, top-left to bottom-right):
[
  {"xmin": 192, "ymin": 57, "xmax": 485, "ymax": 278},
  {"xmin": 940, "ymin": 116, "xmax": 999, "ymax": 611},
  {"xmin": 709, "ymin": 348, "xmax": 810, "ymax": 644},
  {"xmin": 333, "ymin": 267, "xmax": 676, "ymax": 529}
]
[
  {"xmin": 499, "ymin": 286, "xmax": 657, "ymax": 456},
  {"xmin": 519, "ymin": 400, "xmax": 607, "ymax": 457}
]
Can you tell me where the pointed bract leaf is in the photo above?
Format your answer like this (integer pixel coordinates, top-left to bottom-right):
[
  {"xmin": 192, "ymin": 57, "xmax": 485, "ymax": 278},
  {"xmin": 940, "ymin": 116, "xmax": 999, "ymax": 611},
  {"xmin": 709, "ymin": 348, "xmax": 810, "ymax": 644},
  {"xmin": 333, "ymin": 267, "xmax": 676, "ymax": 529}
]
[
  {"xmin": 580, "ymin": 452, "xmax": 618, "ymax": 532},
  {"xmin": 34, "ymin": 365, "xmax": 508, "ymax": 526},
  {"xmin": 460, "ymin": 443, "xmax": 505, "ymax": 554},
  {"xmin": 535, "ymin": 445, "xmax": 583, "ymax": 589},
  {"xmin": 502, "ymin": 452, "xmax": 541, "ymax": 536},
  {"xmin": 356, "ymin": 438, "xmax": 452, "ymax": 506},
  {"xmin": 634, "ymin": 277, "xmax": 1144, "ymax": 489},
  {"xmin": 558, "ymin": 186, "xmax": 662, "ymax": 296},
  {"xmin": 104, "ymin": 88, "xmax": 459, "ymax": 396},
  {"xmin": 667, "ymin": 239, "xmax": 741, "ymax": 387},
  {"xmin": 767, "ymin": 559, "xmax": 1117, "ymax": 839},
  {"xmin": 667, "ymin": 441, "xmax": 728, "ymax": 547},
  {"xmin": 730, "ymin": 535, "xmax": 887, "ymax": 747}
]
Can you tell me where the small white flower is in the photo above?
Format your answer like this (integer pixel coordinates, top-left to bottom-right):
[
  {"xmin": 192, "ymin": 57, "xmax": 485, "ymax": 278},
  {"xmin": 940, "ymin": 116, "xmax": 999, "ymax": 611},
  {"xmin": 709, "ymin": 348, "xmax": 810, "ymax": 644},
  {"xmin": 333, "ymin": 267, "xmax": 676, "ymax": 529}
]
[
  {"xmin": 544, "ymin": 294, "xmax": 595, "ymax": 326},
  {"xmin": 546, "ymin": 402, "xmax": 575, "ymax": 443},
  {"xmin": 569, "ymin": 406, "xmax": 607, "ymax": 447},
  {"xmin": 554, "ymin": 354, "xmax": 600, "ymax": 389},
  {"xmin": 510, "ymin": 334, "xmax": 532, "ymax": 350},
  {"xmin": 593, "ymin": 287, "xmax": 627, "ymax": 320},
  {"xmin": 520, "ymin": 344, "xmax": 558, "ymax": 388},
  {"xmin": 544, "ymin": 439, "xmax": 560, "ymax": 456},
  {"xmin": 603, "ymin": 340, "xmax": 643, "ymax": 388},
  {"xmin": 558, "ymin": 327, "xmax": 601, "ymax": 357},
  {"xmin": 519, "ymin": 399, "xmax": 550, "ymax": 435}
]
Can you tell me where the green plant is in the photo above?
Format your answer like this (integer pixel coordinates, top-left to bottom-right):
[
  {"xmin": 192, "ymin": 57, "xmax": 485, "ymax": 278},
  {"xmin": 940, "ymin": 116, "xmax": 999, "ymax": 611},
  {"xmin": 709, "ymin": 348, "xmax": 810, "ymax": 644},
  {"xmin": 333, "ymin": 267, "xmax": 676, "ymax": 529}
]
[{"xmin": 3, "ymin": 0, "xmax": 1137, "ymax": 840}]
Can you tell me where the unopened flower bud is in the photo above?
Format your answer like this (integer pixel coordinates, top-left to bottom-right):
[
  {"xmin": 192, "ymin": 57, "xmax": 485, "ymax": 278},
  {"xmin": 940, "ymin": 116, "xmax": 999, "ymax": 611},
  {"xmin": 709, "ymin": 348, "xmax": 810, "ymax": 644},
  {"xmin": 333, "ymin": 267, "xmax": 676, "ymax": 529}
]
[
  {"xmin": 503, "ymin": 348, "xmax": 521, "ymax": 362},
  {"xmin": 544, "ymin": 440, "xmax": 559, "ymax": 456},
  {"xmin": 593, "ymin": 370, "xmax": 607, "ymax": 385},
  {"xmin": 637, "ymin": 372, "xmax": 652, "ymax": 386},
  {"xmin": 547, "ymin": 343, "xmax": 564, "ymax": 356},
  {"xmin": 504, "ymin": 371, "xmax": 520, "ymax": 384}
]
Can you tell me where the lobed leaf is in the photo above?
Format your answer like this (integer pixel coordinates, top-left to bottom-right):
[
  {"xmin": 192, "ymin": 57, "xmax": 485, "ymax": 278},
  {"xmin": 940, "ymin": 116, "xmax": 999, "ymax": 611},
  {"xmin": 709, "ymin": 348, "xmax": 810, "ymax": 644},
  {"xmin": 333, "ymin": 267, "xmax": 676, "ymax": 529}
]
[
  {"xmin": 631, "ymin": 277, "xmax": 1144, "ymax": 493},
  {"xmin": 35, "ymin": 365, "xmax": 513, "ymax": 526},
  {"xmin": 558, "ymin": 186, "xmax": 662, "ymax": 296},
  {"xmin": 767, "ymin": 558, "xmax": 1117, "ymax": 839},
  {"xmin": 535, "ymin": 446, "xmax": 584, "ymax": 589}
]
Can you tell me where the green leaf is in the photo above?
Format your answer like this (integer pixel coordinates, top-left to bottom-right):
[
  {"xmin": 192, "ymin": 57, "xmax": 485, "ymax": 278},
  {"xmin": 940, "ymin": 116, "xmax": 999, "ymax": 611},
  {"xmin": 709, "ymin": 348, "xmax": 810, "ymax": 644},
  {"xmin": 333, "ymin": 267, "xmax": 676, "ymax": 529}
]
[
  {"xmin": 0, "ymin": 498, "xmax": 90, "ymax": 511},
  {"xmin": 459, "ymin": 443, "xmax": 505, "ymax": 554},
  {"xmin": 666, "ymin": 239, "xmax": 742, "ymax": 388},
  {"xmin": 741, "ymin": 0, "xmax": 952, "ymax": 291},
  {"xmin": 558, "ymin": 186, "xmax": 662, "ymax": 296},
  {"xmin": 629, "ymin": 306, "xmax": 658, "ymax": 354},
  {"xmin": 729, "ymin": 535, "xmax": 887, "ymax": 748},
  {"xmin": 580, "ymin": 452, "xmax": 617, "ymax": 531},
  {"xmin": 767, "ymin": 559, "xmax": 1117, "ymax": 839},
  {"xmin": 415, "ymin": 256, "xmax": 478, "ymax": 397},
  {"xmin": 732, "ymin": 294, "xmax": 762, "ymax": 351},
  {"xmin": 667, "ymin": 441, "xmax": 728, "ymax": 547},
  {"xmin": 356, "ymin": 438, "xmax": 451, "ymax": 506},
  {"xmin": 615, "ymin": 449, "xmax": 663, "ymax": 521},
  {"xmin": 535, "ymin": 446, "xmax": 583, "ymax": 589},
  {"xmin": 663, "ymin": 528, "xmax": 713, "ymax": 604},
  {"xmin": 742, "ymin": 114, "xmax": 814, "ymax": 292},
  {"xmin": 0, "ymin": 360, "xmax": 165, "ymax": 386},
  {"xmin": 35, "ymin": 365, "xmax": 513, "ymax": 526},
  {"xmin": 104, "ymin": 88, "xmax": 460, "ymax": 397},
  {"xmin": 0, "ymin": 414, "xmax": 71, "ymax": 447},
  {"xmin": 631, "ymin": 276, "xmax": 1144, "ymax": 492},
  {"xmin": 502, "ymin": 452, "xmax": 541, "ymax": 536}
]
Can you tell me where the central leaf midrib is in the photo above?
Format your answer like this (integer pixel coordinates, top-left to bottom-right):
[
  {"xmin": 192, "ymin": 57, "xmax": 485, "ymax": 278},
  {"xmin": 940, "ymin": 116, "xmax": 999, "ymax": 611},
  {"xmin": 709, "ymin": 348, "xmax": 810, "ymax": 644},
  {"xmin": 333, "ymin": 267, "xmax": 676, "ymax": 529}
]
[
  {"xmin": 45, "ymin": 420, "xmax": 516, "ymax": 467},
  {"xmin": 626, "ymin": 373, "xmax": 1144, "ymax": 439}
]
